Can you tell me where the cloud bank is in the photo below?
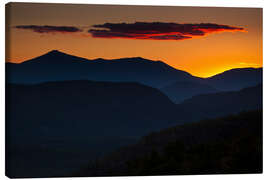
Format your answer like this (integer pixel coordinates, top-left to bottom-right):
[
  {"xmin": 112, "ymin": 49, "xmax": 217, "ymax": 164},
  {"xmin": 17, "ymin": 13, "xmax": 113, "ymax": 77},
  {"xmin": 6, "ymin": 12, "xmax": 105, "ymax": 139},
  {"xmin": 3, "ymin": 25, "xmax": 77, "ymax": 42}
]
[
  {"xmin": 14, "ymin": 25, "xmax": 82, "ymax": 34},
  {"xmin": 88, "ymin": 22, "xmax": 245, "ymax": 40},
  {"xmin": 14, "ymin": 22, "xmax": 245, "ymax": 41}
]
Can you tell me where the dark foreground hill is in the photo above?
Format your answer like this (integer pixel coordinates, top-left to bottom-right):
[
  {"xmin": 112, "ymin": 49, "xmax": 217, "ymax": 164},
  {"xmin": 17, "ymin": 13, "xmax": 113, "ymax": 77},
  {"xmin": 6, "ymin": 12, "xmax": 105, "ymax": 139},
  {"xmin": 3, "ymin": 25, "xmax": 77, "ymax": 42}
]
[{"xmin": 77, "ymin": 110, "xmax": 262, "ymax": 176}]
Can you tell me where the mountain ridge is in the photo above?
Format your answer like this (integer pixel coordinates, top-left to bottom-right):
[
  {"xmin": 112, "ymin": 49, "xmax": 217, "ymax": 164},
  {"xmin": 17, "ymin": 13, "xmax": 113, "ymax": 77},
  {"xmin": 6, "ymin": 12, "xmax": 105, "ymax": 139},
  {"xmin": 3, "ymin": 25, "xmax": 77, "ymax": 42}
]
[
  {"xmin": 6, "ymin": 50, "xmax": 196, "ymax": 88},
  {"xmin": 6, "ymin": 50, "xmax": 262, "ymax": 78},
  {"xmin": 6, "ymin": 50, "xmax": 262, "ymax": 101}
]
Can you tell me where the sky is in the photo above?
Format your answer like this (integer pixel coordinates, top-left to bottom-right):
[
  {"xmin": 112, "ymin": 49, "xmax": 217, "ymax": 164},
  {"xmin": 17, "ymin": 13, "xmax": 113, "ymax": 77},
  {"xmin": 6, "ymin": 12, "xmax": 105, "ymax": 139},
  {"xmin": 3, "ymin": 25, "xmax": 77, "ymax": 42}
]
[{"xmin": 6, "ymin": 3, "xmax": 262, "ymax": 77}]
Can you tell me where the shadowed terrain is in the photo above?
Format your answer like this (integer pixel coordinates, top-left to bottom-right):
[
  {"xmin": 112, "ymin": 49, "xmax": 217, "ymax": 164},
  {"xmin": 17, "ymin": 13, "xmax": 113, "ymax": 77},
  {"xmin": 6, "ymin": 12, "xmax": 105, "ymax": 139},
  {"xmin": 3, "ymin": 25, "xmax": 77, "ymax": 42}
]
[
  {"xmin": 76, "ymin": 110, "xmax": 262, "ymax": 176},
  {"xmin": 6, "ymin": 80, "xmax": 262, "ymax": 178},
  {"xmin": 160, "ymin": 81, "xmax": 218, "ymax": 103}
]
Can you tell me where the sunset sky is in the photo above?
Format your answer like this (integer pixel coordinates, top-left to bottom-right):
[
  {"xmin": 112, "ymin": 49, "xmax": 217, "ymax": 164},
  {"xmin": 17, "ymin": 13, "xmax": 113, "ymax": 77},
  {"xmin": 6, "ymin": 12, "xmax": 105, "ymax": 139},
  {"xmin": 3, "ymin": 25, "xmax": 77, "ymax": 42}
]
[{"xmin": 6, "ymin": 3, "xmax": 262, "ymax": 77}]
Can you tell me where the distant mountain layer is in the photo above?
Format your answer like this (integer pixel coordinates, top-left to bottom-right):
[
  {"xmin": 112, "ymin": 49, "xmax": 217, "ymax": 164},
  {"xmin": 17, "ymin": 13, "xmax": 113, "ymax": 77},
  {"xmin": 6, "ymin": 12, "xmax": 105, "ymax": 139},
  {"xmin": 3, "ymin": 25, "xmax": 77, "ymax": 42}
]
[
  {"xmin": 6, "ymin": 50, "xmax": 262, "ymax": 103},
  {"xmin": 159, "ymin": 67, "xmax": 262, "ymax": 103},
  {"xmin": 204, "ymin": 67, "xmax": 262, "ymax": 91},
  {"xmin": 160, "ymin": 81, "xmax": 218, "ymax": 103},
  {"xmin": 77, "ymin": 110, "xmax": 262, "ymax": 176},
  {"xmin": 176, "ymin": 83, "xmax": 262, "ymax": 122},
  {"xmin": 6, "ymin": 50, "xmax": 196, "ymax": 88}
]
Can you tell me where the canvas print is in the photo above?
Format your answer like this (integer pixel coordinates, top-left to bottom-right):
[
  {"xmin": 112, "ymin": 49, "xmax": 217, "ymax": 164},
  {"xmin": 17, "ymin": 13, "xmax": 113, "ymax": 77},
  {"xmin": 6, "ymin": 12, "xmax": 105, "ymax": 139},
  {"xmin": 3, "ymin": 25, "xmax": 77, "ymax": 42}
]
[{"xmin": 5, "ymin": 2, "xmax": 262, "ymax": 178}]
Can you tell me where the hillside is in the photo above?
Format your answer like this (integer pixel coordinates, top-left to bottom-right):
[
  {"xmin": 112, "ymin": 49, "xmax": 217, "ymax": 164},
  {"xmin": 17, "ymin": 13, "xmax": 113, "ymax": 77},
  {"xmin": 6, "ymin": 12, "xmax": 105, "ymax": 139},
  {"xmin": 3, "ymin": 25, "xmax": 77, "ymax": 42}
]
[
  {"xmin": 77, "ymin": 110, "xmax": 262, "ymax": 176},
  {"xmin": 6, "ymin": 80, "xmax": 176, "ymax": 178}
]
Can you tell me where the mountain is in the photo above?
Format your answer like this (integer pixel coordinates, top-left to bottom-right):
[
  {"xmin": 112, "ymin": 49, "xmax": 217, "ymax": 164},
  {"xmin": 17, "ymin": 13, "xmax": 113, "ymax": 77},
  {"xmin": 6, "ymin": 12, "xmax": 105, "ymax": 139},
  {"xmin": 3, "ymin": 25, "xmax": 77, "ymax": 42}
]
[
  {"xmin": 204, "ymin": 67, "xmax": 262, "ymax": 91},
  {"xmin": 6, "ymin": 81, "xmax": 262, "ymax": 143},
  {"xmin": 176, "ymin": 83, "xmax": 262, "ymax": 122},
  {"xmin": 160, "ymin": 81, "xmax": 218, "ymax": 103},
  {"xmin": 6, "ymin": 50, "xmax": 197, "ymax": 88},
  {"xmin": 6, "ymin": 80, "xmax": 178, "ymax": 140},
  {"xmin": 76, "ymin": 110, "xmax": 262, "ymax": 176},
  {"xmin": 6, "ymin": 80, "xmax": 179, "ymax": 177}
]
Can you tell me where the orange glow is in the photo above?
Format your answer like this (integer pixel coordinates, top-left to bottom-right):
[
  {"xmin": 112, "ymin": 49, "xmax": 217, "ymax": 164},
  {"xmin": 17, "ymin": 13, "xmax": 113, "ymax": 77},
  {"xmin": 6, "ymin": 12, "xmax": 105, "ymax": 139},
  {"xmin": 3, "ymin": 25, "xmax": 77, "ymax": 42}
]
[{"xmin": 6, "ymin": 3, "xmax": 262, "ymax": 78}]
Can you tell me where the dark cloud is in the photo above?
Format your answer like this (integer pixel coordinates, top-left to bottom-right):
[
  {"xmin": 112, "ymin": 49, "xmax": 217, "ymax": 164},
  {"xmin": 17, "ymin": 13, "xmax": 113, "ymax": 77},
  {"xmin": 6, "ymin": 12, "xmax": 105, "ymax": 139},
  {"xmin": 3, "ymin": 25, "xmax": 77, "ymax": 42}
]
[
  {"xmin": 14, "ymin": 25, "xmax": 82, "ymax": 33},
  {"xmin": 88, "ymin": 22, "xmax": 245, "ymax": 40}
]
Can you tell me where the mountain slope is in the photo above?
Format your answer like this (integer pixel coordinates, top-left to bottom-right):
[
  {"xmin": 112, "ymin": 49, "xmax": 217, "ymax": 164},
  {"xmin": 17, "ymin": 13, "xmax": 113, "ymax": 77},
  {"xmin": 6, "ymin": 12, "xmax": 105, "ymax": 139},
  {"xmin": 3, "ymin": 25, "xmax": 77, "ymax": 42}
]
[
  {"xmin": 7, "ymin": 80, "xmax": 177, "ymax": 140},
  {"xmin": 176, "ymin": 84, "xmax": 262, "ymax": 122},
  {"xmin": 6, "ymin": 80, "xmax": 180, "ymax": 178},
  {"xmin": 204, "ymin": 68, "xmax": 262, "ymax": 91},
  {"xmin": 160, "ymin": 81, "xmax": 218, "ymax": 103}
]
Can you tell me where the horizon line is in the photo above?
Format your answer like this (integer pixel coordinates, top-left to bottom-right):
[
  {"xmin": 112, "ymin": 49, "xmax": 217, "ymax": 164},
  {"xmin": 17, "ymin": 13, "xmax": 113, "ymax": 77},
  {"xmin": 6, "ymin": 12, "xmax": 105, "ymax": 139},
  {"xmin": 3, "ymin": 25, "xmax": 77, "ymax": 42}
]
[{"xmin": 5, "ymin": 49, "xmax": 262, "ymax": 78}]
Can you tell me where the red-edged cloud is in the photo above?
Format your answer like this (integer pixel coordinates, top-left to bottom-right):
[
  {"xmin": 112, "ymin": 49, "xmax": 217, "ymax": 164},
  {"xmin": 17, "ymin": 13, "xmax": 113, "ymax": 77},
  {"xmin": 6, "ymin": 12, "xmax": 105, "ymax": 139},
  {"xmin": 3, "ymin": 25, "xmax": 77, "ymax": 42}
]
[
  {"xmin": 88, "ymin": 22, "xmax": 246, "ymax": 40},
  {"xmin": 14, "ymin": 25, "xmax": 82, "ymax": 34}
]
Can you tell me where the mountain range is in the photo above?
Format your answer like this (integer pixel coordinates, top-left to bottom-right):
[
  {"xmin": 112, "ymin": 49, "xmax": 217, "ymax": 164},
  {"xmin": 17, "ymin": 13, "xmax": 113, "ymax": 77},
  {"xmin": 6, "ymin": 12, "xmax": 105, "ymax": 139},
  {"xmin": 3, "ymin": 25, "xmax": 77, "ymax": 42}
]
[
  {"xmin": 6, "ymin": 50, "xmax": 262, "ymax": 103},
  {"xmin": 6, "ymin": 50, "xmax": 195, "ymax": 87},
  {"xmin": 5, "ymin": 50, "xmax": 263, "ymax": 177}
]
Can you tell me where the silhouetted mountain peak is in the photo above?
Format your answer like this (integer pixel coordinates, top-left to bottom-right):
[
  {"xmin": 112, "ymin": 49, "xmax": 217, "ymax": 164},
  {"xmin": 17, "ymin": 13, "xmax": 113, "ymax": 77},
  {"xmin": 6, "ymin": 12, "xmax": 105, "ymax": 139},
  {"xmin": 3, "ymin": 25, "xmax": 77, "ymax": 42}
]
[
  {"xmin": 44, "ymin": 50, "xmax": 71, "ymax": 57},
  {"xmin": 21, "ymin": 50, "xmax": 89, "ymax": 65},
  {"xmin": 48, "ymin": 49, "xmax": 61, "ymax": 54}
]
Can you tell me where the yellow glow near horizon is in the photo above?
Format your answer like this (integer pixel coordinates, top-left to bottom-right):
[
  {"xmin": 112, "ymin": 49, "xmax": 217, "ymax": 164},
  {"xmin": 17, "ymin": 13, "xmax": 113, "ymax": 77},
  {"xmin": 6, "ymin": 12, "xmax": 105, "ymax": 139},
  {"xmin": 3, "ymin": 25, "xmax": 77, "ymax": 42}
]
[{"xmin": 6, "ymin": 3, "xmax": 262, "ymax": 78}]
